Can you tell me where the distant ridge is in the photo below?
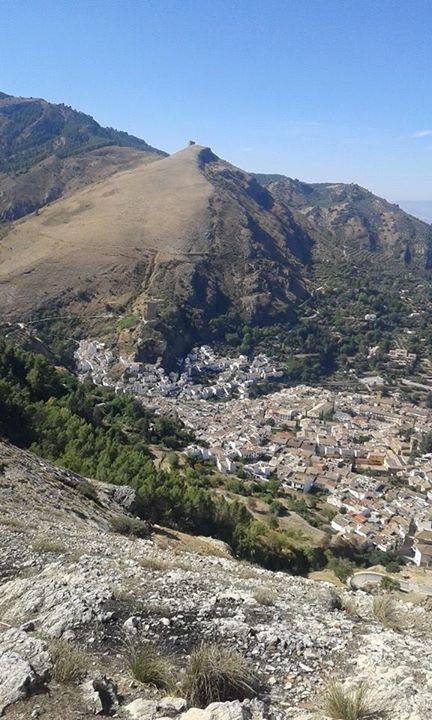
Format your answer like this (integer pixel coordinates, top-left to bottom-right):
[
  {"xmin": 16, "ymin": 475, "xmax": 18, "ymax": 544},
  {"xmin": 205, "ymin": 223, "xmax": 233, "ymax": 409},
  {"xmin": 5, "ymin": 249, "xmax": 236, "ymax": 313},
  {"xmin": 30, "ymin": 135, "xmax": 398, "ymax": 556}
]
[{"xmin": 0, "ymin": 92, "xmax": 166, "ymax": 221}]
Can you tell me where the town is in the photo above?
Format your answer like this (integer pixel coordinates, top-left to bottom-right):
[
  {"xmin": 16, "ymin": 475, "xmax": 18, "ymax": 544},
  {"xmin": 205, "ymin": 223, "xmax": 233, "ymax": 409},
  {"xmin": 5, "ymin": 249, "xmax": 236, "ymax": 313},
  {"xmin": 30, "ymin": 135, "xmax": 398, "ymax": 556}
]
[{"xmin": 76, "ymin": 340, "xmax": 432, "ymax": 569}]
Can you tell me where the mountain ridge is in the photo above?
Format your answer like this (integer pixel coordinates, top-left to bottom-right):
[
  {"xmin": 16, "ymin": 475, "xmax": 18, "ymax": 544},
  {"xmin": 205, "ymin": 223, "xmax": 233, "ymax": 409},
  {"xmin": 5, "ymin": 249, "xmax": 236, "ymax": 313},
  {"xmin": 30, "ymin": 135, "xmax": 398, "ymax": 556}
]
[
  {"xmin": 1, "ymin": 92, "xmax": 432, "ymax": 371},
  {"xmin": 254, "ymin": 173, "xmax": 431, "ymax": 267},
  {"xmin": 0, "ymin": 92, "xmax": 166, "ymax": 221}
]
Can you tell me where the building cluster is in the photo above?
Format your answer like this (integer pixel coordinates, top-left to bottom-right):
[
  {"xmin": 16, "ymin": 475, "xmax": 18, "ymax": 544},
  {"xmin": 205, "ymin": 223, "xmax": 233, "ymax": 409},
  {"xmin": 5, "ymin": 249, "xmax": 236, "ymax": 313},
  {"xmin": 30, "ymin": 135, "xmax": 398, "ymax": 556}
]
[
  {"xmin": 76, "ymin": 340, "xmax": 432, "ymax": 567},
  {"xmin": 75, "ymin": 341, "xmax": 283, "ymax": 400}
]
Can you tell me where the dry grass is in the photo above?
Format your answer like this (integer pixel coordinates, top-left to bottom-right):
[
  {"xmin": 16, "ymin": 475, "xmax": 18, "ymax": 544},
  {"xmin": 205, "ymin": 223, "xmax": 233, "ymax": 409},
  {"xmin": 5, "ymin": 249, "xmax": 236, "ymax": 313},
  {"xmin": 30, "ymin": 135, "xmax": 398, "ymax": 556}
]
[
  {"xmin": 237, "ymin": 562, "xmax": 261, "ymax": 580},
  {"xmin": 342, "ymin": 596, "xmax": 362, "ymax": 621},
  {"xmin": 319, "ymin": 680, "xmax": 389, "ymax": 719},
  {"xmin": 253, "ymin": 587, "xmax": 276, "ymax": 606},
  {"xmin": 0, "ymin": 516, "xmax": 26, "ymax": 532},
  {"xmin": 126, "ymin": 641, "xmax": 173, "ymax": 689},
  {"xmin": 32, "ymin": 537, "xmax": 67, "ymax": 554},
  {"xmin": 0, "ymin": 145, "xmax": 212, "ymax": 317},
  {"xmin": 182, "ymin": 643, "xmax": 259, "ymax": 708},
  {"xmin": 139, "ymin": 557, "xmax": 171, "ymax": 572},
  {"xmin": 372, "ymin": 594, "xmax": 403, "ymax": 631},
  {"xmin": 51, "ymin": 639, "xmax": 88, "ymax": 683}
]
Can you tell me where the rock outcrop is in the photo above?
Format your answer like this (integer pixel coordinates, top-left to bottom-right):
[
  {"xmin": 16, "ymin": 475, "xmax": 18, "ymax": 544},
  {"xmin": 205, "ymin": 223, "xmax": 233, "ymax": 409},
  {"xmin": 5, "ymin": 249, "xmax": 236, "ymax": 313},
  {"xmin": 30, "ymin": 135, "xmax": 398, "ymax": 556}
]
[{"xmin": 1, "ymin": 439, "xmax": 432, "ymax": 718}]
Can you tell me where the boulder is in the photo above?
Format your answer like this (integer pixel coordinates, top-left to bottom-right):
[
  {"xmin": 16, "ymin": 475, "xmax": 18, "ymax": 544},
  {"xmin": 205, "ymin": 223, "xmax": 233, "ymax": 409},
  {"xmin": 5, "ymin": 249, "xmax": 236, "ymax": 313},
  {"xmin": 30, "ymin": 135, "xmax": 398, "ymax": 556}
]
[
  {"xmin": 157, "ymin": 696, "xmax": 188, "ymax": 716},
  {"xmin": 0, "ymin": 628, "xmax": 51, "ymax": 714},
  {"xmin": 180, "ymin": 701, "xmax": 246, "ymax": 720},
  {"xmin": 125, "ymin": 698, "xmax": 158, "ymax": 719}
]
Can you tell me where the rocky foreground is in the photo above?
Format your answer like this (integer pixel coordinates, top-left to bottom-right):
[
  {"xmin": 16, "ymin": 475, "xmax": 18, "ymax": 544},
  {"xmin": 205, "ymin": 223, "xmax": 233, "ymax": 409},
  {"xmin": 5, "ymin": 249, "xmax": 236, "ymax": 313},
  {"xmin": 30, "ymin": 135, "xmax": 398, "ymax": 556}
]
[{"xmin": 1, "ymin": 440, "xmax": 432, "ymax": 719}]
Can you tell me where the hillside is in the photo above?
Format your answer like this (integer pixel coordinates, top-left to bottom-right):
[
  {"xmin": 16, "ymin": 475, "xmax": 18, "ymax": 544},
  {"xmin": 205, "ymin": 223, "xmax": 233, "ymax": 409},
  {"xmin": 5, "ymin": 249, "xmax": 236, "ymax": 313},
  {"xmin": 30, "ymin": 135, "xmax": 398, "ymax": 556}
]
[
  {"xmin": 1, "ymin": 94, "xmax": 432, "ymax": 375},
  {"xmin": 1, "ymin": 438, "xmax": 432, "ymax": 719},
  {"xmin": 255, "ymin": 174, "xmax": 432, "ymax": 267},
  {"xmin": 0, "ymin": 92, "xmax": 165, "ymax": 221},
  {"xmin": 0, "ymin": 145, "xmax": 311, "ymax": 366}
]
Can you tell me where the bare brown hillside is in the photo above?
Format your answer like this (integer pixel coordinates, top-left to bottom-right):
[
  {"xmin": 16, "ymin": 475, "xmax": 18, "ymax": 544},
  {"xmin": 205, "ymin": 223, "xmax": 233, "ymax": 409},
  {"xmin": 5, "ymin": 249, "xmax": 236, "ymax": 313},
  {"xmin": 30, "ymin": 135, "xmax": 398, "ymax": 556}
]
[
  {"xmin": 0, "ymin": 145, "xmax": 310, "ymax": 364},
  {"xmin": 0, "ymin": 92, "xmax": 165, "ymax": 221}
]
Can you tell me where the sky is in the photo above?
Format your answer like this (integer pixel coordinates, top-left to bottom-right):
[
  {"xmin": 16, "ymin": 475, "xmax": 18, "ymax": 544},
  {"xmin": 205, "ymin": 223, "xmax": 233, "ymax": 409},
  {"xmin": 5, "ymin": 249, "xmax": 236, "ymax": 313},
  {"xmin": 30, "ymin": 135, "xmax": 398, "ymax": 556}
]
[{"xmin": 1, "ymin": 0, "xmax": 432, "ymax": 204}]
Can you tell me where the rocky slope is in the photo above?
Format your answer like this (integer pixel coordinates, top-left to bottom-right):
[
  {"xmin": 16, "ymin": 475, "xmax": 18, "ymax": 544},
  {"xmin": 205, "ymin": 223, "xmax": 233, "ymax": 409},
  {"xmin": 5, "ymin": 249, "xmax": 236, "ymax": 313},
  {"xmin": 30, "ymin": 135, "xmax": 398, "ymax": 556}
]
[
  {"xmin": 1, "ymin": 439, "xmax": 432, "ymax": 719},
  {"xmin": 0, "ymin": 145, "xmax": 310, "ymax": 366},
  {"xmin": 255, "ymin": 174, "xmax": 431, "ymax": 268},
  {"xmin": 0, "ymin": 92, "xmax": 165, "ymax": 221}
]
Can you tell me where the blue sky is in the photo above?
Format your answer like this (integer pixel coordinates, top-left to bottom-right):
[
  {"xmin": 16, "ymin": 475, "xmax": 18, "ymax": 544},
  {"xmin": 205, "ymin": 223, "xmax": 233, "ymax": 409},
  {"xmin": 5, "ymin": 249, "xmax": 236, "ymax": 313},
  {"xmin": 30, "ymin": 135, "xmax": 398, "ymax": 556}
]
[{"xmin": 1, "ymin": 0, "xmax": 431, "ymax": 202}]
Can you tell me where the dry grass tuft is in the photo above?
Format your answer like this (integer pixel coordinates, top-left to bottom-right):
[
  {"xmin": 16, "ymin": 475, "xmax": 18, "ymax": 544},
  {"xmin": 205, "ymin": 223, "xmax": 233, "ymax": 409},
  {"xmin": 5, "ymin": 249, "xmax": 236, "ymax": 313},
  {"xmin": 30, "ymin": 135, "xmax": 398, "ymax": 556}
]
[
  {"xmin": 319, "ymin": 680, "xmax": 389, "ymax": 719},
  {"xmin": 126, "ymin": 641, "xmax": 173, "ymax": 689},
  {"xmin": 32, "ymin": 536, "xmax": 67, "ymax": 554},
  {"xmin": 182, "ymin": 643, "xmax": 259, "ymax": 708},
  {"xmin": 139, "ymin": 557, "xmax": 171, "ymax": 572},
  {"xmin": 51, "ymin": 639, "xmax": 88, "ymax": 683},
  {"xmin": 0, "ymin": 516, "xmax": 26, "ymax": 532},
  {"xmin": 253, "ymin": 587, "xmax": 276, "ymax": 606},
  {"xmin": 372, "ymin": 594, "xmax": 403, "ymax": 631},
  {"xmin": 342, "ymin": 596, "xmax": 362, "ymax": 621}
]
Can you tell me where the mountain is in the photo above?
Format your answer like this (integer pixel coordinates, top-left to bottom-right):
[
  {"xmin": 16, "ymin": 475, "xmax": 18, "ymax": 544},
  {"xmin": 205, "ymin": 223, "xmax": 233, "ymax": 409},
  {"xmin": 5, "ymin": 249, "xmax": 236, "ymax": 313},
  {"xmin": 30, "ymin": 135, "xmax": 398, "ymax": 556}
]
[
  {"xmin": 0, "ymin": 92, "xmax": 165, "ymax": 221},
  {"xmin": 0, "ymin": 144, "xmax": 311, "ymax": 365},
  {"xmin": 255, "ymin": 174, "xmax": 432, "ymax": 268},
  {"xmin": 1, "ymin": 93, "xmax": 432, "ymax": 370}
]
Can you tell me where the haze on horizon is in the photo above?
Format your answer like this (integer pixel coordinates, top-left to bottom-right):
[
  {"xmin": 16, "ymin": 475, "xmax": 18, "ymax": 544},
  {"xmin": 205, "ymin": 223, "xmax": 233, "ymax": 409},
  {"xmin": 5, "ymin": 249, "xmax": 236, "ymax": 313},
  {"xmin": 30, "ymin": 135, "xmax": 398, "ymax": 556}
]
[{"xmin": 1, "ymin": 0, "xmax": 431, "ymax": 211}]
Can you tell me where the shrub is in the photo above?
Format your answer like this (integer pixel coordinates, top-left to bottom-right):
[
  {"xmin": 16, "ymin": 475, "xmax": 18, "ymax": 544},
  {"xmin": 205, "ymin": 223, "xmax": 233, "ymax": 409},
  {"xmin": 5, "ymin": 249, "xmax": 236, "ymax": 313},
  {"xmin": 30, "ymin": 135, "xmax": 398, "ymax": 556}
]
[
  {"xmin": 117, "ymin": 314, "xmax": 139, "ymax": 330},
  {"xmin": 182, "ymin": 643, "xmax": 259, "ymax": 707},
  {"xmin": 51, "ymin": 639, "xmax": 88, "ymax": 683},
  {"xmin": 126, "ymin": 641, "xmax": 172, "ymax": 689},
  {"xmin": 110, "ymin": 514, "xmax": 149, "ymax": 538},
  {"xmin": 319, "ymin": 680, "xmax": 389, "ymax": 719},
  {"xmin": 372, "ymin": 594, "xmax": 402, "ymax": 631},
  {"xmin": 380, "ymin": 576, "xmax": 400, "ymax": 592},
  {"xmin": 76, "ymin": 481, "xmax": 99, "ymax": 501},
  {"xmin": 325, "ymin": 553, "xmax": 355, "ymax": 582},
  {"xmin": 326, "ymin": 589, "xmax": 343, "ymax": 611},
  {"xmin": 253, "ymin": 587, "xmax": 275, "ymax": 606}
]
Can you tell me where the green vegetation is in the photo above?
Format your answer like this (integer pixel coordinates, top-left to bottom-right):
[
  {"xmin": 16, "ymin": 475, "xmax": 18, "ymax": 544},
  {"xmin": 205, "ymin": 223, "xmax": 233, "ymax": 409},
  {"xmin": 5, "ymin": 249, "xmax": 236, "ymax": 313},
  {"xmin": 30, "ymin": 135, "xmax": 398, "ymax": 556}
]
[
  {"xmin": 325, "ymin": 554, "xmax": 355, "ymax": 582},
  {"xmin": 215, "ymin": 252, "xmax": 432, "ymax": 386},
  {"xmin": 0, "ymin": 341, "xmax": 404, "ymax": 575},
  {"xmin": 0, "ymin": 100, "xmax": 152, "ymax": 174},
  {"xmin": 182, "ymin": 644, "xmax": 259, "ymax": 707},
  {"xmin": 117, "ymin": 314, "xmax": 139, "ymax": 330},
  {"xmin": 110, "ymin": 514, "xmax": 149, "ymax": 538},
  {"xmin": 0, "ymin": 342, "xmax": 320, "ymax": 572},
  {"xmin": 380, "ymin": 576, "xmax": 401, "ymax": 592}
]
